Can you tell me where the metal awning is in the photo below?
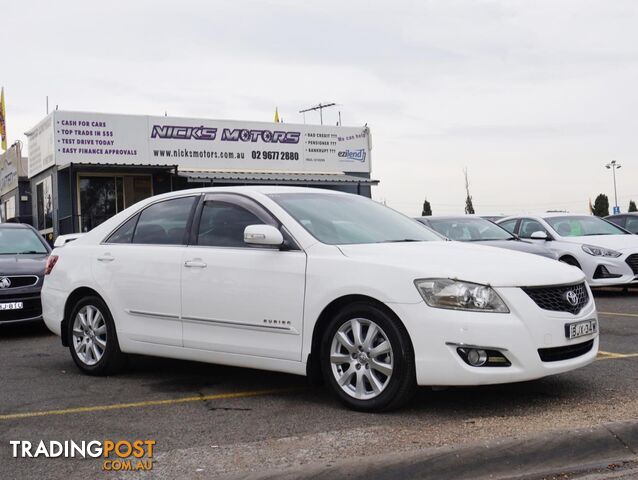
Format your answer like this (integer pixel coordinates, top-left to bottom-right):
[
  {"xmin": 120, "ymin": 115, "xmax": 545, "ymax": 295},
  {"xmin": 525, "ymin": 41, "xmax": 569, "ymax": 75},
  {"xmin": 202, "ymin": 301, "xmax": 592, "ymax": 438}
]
[
  {"xmin": 178, "ymin": 170, "xmax": 379, "ymax": 186},
  {"xmin": 57, "ymin": 162, "xmax": 178, "ymax": 171}
]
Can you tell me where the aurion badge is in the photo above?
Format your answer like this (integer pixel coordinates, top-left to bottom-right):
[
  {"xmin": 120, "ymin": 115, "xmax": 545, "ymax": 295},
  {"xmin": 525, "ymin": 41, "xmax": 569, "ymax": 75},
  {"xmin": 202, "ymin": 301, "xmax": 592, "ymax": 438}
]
[
  {"xmin": 565, "ymin": 290, "xmax": 578, "ymax": 307},
  {"xmin": 0, "ymin": 277, "xmax": 11, "ymax": 288}
]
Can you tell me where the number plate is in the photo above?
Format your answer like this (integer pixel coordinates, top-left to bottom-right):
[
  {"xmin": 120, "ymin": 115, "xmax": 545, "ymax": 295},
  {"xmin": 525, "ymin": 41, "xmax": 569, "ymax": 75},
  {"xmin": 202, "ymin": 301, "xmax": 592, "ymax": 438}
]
[
  {"xmin": 565, "ymin": 319, "xmax": 597, "ymax": 339},
  {"xmin": 0, "ymin": 302, "xmax": 23, "ymax": 310}
]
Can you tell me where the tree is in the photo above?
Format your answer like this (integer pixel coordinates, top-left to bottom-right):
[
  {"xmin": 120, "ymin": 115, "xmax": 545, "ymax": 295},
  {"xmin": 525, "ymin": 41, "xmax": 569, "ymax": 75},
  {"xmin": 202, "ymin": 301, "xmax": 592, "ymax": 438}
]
[
  {"xmin": 422, "ymin": 198, "xmax": 432, "ymax": 216},
  {"xmin": 629, "ymin": 200, "xmax": 637, "ymax": 212},
  {"xmin": 464, "ymin": 168, "xmax": 475, "ymax": 214},
  {"xmin": 592, "ymin": 194, "xmax": 609, "ymax": 217}
]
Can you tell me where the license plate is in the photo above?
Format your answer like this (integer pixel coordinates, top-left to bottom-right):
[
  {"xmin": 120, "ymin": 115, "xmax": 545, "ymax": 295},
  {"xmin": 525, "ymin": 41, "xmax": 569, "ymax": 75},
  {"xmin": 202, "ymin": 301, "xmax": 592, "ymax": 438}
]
[
  {"xmin": 0, "ymin": 302, "xmax": 23, "ymax": 310},
  {"xmin": 565, "ymin": 319, "xmax": 597, "ymax": 339}
]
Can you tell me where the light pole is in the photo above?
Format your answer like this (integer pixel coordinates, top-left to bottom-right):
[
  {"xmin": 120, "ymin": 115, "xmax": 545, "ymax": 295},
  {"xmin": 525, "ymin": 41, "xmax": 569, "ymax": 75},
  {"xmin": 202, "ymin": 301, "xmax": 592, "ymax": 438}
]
[{"xmin": 605, "ymin": 160, "xmax": 622, "ymax": 214}]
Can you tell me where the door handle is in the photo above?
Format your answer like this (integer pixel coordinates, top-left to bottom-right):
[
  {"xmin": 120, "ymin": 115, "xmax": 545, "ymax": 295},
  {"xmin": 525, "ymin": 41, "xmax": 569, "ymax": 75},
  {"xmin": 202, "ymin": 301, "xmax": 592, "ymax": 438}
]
[
  {"xmin": 184, "ymin": 259, "xmax": 207, "ymax": 268},
  {"xmin": 97, "ymin": 254, "xmax": 114, "ymax": 262}
]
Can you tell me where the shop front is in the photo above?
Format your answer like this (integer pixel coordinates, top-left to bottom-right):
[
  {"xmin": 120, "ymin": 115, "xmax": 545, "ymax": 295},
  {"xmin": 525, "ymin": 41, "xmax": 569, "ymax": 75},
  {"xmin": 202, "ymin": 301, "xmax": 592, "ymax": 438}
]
[{"xmin": 25, "ymin": 111, "xmax": 376, "ymax": 238}]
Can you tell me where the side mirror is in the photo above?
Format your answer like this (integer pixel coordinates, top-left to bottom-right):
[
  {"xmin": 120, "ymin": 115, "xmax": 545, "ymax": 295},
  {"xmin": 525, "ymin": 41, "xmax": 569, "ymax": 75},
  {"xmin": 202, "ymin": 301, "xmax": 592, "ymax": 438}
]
[
  {"xmin": 530, "ymin": 231, "xmax": 548, "ymax": 240},
  {"xmin": 244, "ymin": 224, "xmax": 284, "ymax": 247}
]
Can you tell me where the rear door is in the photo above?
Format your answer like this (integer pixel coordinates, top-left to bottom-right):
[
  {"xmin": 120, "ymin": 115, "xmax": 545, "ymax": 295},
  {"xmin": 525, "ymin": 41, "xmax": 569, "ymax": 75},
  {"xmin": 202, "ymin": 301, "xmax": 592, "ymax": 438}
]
[
  {"xmin": 93, "ymin": 195, "xmax": 199, "ymax": 346},
  {"xmin": 181, "ymin": 193, "xmax": 306, "ymax": 361}
]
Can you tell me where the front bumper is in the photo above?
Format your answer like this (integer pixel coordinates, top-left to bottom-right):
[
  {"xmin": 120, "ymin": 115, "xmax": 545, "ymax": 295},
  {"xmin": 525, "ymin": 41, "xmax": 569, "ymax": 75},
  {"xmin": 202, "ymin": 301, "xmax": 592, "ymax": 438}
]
[
  {"xmin": 0, "ymin": 290, "xmax": 43, "ymax": 325},
  {"xmin": 391, "ymin": 285, "xmax": 598, "ymax": 386},
  {"xmin": 584, "ymin": 252, "xmax": 638, "ymax": 287}
]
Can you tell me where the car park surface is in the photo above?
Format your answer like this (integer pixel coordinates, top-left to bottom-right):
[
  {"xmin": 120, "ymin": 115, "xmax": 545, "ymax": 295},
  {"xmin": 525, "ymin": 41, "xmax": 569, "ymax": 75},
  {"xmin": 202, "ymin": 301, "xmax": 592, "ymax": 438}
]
[
  {"xmin": 498, "ymin": 213, "xmax": 638, "ymax": 287},
  {"xmin": 0, "ymin": 289, "xmax": 637, "ymax": 479},
  {"xmin": 41, "ymin": 186, "xmax": 598, "ymax": 411}
]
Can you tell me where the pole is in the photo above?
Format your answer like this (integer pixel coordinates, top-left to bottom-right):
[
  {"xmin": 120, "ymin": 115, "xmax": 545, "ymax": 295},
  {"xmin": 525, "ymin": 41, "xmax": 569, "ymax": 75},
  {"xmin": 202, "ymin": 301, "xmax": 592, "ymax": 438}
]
[{"xmin": 613, "ymin": 164, "xmax": 618, "ymax": 209}]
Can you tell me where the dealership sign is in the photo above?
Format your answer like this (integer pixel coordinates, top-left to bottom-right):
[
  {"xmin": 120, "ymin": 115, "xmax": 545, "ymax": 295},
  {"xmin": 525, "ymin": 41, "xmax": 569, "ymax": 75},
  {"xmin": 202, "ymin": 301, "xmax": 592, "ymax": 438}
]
[{"xmin": 26, "ymin": 111, "xmax": 371, "ymax": 177}]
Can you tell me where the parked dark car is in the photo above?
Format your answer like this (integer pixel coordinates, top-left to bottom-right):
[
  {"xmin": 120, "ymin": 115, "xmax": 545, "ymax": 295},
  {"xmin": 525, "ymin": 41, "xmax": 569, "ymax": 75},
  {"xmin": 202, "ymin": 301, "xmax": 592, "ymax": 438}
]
[
  {"xmin": 605, "ymin": 213, "xmax": 638, "ymax": 234},
  {"xmin": 415, "ymin": 215, "xmax": 558, "ymax": 259},
  {"xmin": 0, "ymin": 223, "xmax": 51, "ymax": 325}
]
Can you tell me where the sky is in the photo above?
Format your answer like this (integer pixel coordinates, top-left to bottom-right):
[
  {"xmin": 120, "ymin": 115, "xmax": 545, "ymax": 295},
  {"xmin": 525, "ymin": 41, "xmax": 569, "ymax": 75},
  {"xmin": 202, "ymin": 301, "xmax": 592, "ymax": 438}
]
[{"xmin": 2, "ymin": 0, "xmax": 638, "ymax": 216}]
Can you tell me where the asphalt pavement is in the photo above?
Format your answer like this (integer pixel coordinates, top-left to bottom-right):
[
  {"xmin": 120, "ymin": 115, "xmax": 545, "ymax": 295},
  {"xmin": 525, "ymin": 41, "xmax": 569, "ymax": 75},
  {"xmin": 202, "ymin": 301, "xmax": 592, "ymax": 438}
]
[{"xmin": 0, "ymin": 289, "xmax": 637, "ymax": 479}]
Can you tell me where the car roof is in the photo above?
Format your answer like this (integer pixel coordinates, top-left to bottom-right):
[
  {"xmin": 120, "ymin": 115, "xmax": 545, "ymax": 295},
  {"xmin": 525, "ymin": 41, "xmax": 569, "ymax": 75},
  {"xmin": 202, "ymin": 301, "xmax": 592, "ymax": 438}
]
[
  {"xmin": 607, "ymin": 213, "xmax": 638, "ymax": 218},
  {"xmin": 416, "ymin": 215, "xmax": 489, "ymax": 221},
  {"xmin": 0, "ymin": 222, "xmax": 35, "ymax": 229}
]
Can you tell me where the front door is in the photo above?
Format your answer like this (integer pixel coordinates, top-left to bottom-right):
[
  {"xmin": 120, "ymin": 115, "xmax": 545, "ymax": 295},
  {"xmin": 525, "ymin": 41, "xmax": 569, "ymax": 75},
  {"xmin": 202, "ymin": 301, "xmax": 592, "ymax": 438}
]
[{"xmin": 181, "ymin": 194, "xmax": 306, "ymax": 361}]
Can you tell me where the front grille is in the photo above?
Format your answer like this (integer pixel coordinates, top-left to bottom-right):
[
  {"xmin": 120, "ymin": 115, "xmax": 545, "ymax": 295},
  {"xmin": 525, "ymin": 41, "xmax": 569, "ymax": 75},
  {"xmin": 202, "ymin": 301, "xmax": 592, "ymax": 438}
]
[
  {"xmin": 522, "ymin": 282, "xmax": 589, "ymax": 315},
  {"xmin": 626, "ymin": 254, "xmax": 638, "ymax": 274},
  {"xmin": 0, "ymin": 275, "xmax": 39, "ymax": 289},
  {"xmin": 538, "ymin": 339, "xmax": 594, "ymax": 362},
  {"xmin": 0, "ymin": 293, "xmax": 42, "ymax": 323}
]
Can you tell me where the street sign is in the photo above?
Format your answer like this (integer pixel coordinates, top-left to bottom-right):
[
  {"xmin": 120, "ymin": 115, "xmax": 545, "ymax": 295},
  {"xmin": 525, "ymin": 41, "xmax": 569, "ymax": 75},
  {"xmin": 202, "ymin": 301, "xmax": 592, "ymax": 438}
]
[{"xmin": 613, "ymin": 206, "xmax": 621, "ymax": 215}]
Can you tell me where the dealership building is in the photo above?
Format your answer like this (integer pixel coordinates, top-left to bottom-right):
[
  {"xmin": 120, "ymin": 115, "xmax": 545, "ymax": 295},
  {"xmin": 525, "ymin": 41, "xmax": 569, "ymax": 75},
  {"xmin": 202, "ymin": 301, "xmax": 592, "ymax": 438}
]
[{"xmin": 25, "ymin": 111, "xmax": 376, "ymax": 237}]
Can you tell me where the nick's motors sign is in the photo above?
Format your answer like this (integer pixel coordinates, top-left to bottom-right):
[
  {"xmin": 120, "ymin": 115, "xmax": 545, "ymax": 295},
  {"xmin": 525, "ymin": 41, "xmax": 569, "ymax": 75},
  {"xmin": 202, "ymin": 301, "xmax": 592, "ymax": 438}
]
[{"xmin": 26, "ymin": 111, "xmax": 371, "ymax": 177}]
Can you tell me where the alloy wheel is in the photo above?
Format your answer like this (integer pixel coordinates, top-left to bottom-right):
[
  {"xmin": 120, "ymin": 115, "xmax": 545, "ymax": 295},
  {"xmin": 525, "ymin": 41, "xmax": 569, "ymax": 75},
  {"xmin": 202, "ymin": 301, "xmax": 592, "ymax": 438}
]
[
  {"xmin": 72, "ymin": 305, "xmax": 107, "ymax": 366},
  {"xmin": 330, "ymin": 318, "xmax": 394, "ymax": 400}
]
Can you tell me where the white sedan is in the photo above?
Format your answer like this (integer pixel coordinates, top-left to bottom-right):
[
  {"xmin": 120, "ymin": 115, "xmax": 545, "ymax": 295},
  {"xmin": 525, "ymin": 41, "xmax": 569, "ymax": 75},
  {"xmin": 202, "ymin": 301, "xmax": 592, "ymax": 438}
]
[
  {"xmin": 42, "ymin": 187, "xmax": 598, "ymax": 411},
  {"xmin": 498, "ymin": 213, "xmax": 638, "ymax": 287}
]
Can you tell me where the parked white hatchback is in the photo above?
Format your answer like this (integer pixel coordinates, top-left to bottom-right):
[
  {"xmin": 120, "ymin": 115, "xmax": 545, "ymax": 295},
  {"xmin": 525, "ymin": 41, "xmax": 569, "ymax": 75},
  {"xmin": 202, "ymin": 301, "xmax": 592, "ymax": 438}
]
[
  {"xmin": 498, "ymin": 213, "xmax": 638, "ymax": 287},
  {"xmin": 42, "ymin": 187, "xmax": 598, "ymax": 411}
]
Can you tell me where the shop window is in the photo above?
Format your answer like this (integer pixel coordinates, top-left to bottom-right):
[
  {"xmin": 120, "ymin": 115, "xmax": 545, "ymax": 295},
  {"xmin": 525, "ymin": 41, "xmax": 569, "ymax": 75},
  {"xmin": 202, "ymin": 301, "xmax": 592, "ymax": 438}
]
[
  {"xmin": 79, "ymin": 175, "xmax": 153, "ymax": 232},
  {"xmin": 3, "ymin": 196, "xmax": 16, "ymax": 221},
  {"xmin": 36, "ymin": 176, "xmax": 53, "ymax": 231}
]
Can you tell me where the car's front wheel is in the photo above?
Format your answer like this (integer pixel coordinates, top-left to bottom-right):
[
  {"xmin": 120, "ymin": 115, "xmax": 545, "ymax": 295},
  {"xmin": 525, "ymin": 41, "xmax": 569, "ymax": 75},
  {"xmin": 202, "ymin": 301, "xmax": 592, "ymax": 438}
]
[
  {"xmin": 68, "ymin": 296, "xmax": 126, "ymax": 375},
  {"xmin": 321, "ymin": 302, "xmax": 416, "ymax": 412}
]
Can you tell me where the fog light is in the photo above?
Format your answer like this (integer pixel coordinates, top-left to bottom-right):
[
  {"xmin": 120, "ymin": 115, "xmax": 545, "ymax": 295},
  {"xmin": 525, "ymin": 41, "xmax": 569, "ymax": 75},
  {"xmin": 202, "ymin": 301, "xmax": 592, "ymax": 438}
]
[{"xmin": 466, "ymin": 348, "xmax": 488, "ymax": 366}]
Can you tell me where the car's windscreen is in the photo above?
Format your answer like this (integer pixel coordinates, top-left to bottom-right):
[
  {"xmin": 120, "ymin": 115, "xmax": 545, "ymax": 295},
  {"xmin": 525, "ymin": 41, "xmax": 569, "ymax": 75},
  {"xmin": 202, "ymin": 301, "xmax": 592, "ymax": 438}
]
[
  {"xmin": 269, "ymin": 193, "xmax": 442, "ymax": 245},
  {"xmin": 428, "ymin": 218, "xmax": 513, "ymax": 241},
  {"xmin": 544, "ymin": 216, "xmax": 628, "ymax": 237},
  {"xmin": 0, "ymin": 228, "xmax": 49, "ymax": 254}
]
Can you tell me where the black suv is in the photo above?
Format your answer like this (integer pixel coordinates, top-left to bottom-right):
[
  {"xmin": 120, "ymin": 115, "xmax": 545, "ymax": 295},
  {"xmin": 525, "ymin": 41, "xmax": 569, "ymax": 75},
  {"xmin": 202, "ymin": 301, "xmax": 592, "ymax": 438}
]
[{"xmin": 0, "ymin": 223, "xmax": 51, "ymax": 325}]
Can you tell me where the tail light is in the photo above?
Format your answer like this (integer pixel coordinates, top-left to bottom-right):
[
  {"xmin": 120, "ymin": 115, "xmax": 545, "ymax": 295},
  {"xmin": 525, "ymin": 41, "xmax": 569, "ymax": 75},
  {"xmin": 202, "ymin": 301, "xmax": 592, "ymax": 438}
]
[{"xmin": 45, "ymin": 255, "xmax": 59, "ymax": 275}]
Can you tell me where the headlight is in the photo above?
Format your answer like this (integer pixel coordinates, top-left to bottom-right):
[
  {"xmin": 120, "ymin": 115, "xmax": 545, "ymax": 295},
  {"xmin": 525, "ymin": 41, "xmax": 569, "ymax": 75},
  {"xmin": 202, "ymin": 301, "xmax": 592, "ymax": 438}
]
[
  {"xmin": 414, "ymin": 278, "xmax": 509, "ymax": 313},
  {"xmin": 581, "ymin": 244, "xmax": 621, "ymax": 257}
]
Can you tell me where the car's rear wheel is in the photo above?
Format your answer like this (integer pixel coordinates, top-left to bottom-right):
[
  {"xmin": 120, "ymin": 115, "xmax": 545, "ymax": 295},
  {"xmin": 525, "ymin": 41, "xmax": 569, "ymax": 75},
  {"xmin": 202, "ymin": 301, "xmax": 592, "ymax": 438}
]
[
  {"xmin": 321, "ymin": 301, "xmax": 415, "ymax": 412},
  {"xmin": 68, "ymin": 296, "xmax": 126, "ymax": 375}
]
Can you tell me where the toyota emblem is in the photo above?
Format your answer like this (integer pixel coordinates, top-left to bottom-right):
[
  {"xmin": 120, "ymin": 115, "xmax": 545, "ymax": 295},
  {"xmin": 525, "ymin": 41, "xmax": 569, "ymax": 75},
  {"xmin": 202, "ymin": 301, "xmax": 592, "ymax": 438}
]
[
  {"xmin": 0, "ymin": 277, "xmax": 11, "ymax": 289},
  {"xmin": 565, "ymin": 290, "xmax": 579, "ymax": 307}
]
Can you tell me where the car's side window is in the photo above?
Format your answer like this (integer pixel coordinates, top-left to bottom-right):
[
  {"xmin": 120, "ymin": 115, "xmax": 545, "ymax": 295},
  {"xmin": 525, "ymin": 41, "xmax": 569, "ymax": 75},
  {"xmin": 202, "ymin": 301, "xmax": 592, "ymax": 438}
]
[
  {"xmin": 519, "ymin": 219, "xmax": 548, "ymax": 238},
  {"xmin": 196, "ymin": 201, "xmax": 266, "ymax": 248},
  {"xmin": 106, "ymin": 215, "xmax": 139, "ymax": 244},
  {"xmin": 625, "ymin": 217, "xmax": 638, "ymax": 234},
  {"xmin": 610, "ymin": 216, "xmax": 626, "ymax": 228},
  {"xmin": 499, "ymin": 219, "xmax": 518, "ymax": 234},
  {"xmin": 131, "ymin": 196, "xmax": 197, "ymax": 245}
]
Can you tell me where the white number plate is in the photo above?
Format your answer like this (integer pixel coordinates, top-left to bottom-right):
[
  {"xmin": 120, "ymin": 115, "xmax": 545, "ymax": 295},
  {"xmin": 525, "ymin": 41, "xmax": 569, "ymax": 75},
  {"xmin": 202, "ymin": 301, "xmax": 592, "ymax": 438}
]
[
  {"xmin": 565, "ymin": 319, "xmax": 597, "ymax": 339},
  {"xmin": 0, "ymin": 302, "xmax": 23, "ymax": 310}
]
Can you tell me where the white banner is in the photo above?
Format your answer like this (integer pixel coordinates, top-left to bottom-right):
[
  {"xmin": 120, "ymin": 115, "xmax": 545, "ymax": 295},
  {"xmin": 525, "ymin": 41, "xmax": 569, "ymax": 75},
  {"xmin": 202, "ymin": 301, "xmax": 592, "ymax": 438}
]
[{"xmin": 27, "ymin": 111, "xmax": 371, "ymax": 177}]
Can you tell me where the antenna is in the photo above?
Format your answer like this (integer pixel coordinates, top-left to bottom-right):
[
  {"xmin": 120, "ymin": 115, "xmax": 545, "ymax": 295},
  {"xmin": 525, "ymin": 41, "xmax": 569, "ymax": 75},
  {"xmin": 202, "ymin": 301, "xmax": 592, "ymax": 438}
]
[{"xmin": 298, "ymin": 102, "xmax": 337, "ymax": 125}]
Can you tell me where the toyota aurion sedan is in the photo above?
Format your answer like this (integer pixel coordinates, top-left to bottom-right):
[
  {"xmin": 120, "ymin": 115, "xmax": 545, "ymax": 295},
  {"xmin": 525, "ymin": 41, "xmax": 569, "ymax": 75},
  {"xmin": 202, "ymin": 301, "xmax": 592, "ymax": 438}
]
[
  {"xmin": 42, "ymin": 187, "xmax": 598, "ymax": 411},
  {"xmin": 0, "ymin": 223, "xmax": 51, "ymax": 326},
  {"xmin": 498, "ymin": 213, "xmax": 638, "ymax": 287},
  {"xmin": 415, "ymin": 216, "xmax": 557, "ymax": 259}
]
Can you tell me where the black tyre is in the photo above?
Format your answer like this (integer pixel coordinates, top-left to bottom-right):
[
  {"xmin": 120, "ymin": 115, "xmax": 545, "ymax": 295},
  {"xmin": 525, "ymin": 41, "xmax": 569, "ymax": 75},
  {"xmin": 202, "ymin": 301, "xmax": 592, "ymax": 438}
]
[
  {"xmin": 67, "ymin": 296, "xmax": 126, "ymax": 375},
  {"xmin": 320, "ymin": 301, "xmax": 416, "ymax": 412}
]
